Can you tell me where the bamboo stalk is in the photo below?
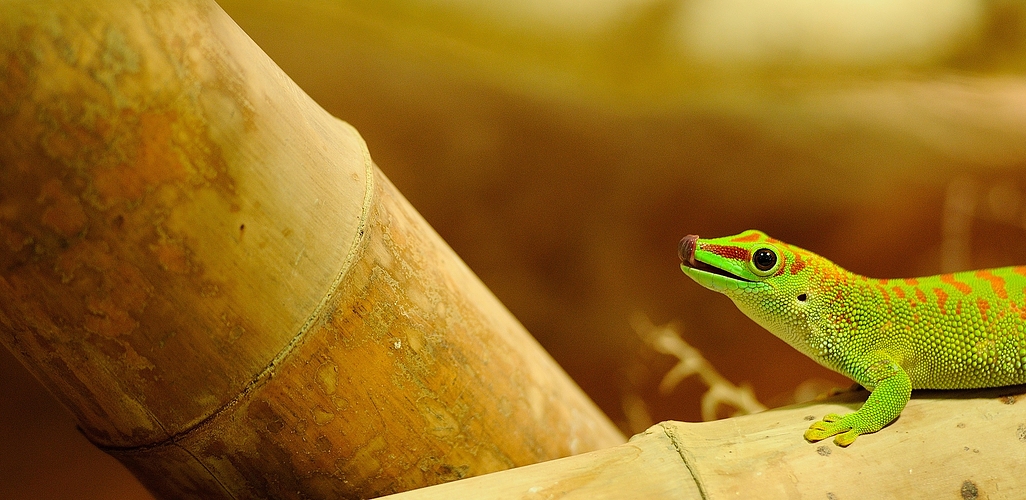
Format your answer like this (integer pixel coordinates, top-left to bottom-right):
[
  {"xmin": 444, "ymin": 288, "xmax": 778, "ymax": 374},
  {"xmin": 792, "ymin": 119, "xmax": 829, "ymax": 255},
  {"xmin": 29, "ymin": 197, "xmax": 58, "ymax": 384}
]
[
  {"xmin": 0, "ymin": 1, "xmax": 624, "ymax": 498},
  {"xmin": 383, "ymin": 385, "xmax": 1026, "ymax": 499}
]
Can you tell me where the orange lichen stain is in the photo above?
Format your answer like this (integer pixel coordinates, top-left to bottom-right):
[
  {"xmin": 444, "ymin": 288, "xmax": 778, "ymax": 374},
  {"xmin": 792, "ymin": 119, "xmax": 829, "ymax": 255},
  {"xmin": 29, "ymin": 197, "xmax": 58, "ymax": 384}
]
[
  {"xmin": 122, "ymin": 342, "xmax": 157, "ymax": 372},
  {"xmin": 337, "ymin": 436, "xmax": 388, "ymax": 483},
  {"xmin": 152, "ymin": 239, "xmax": 190, "ymax": 274},
  {"xmin": 312, "ymin": 406, "xmax": 335, "ymax": 426},
  {"xmin": 84, "ymin": 296, "xmax": 138, "ymax": 338},
  {"xmin": 38, "ymin": 179, "xmax": 87, "ymax": 237},
  {"xmin": 316, "ymin": 362, "xmax": 339, "ymax": 395},
  {"xmin": 92, "ymin": 112, "xmax": 188, "ymax": 204}
]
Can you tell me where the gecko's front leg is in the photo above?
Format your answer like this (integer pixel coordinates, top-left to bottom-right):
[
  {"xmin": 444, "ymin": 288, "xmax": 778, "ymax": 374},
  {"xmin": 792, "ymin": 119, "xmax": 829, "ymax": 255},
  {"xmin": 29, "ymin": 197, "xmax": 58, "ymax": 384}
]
[{"xmin": 804, "ymin": 355, "xmax": 911, "ymax": 446}]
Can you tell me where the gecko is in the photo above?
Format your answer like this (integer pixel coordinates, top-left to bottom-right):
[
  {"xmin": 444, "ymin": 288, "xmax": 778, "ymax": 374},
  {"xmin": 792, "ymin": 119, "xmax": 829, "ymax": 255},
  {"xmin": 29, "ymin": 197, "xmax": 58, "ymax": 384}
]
[{"xmin": 677, "ymin": 229, "xmax": 1026, "ymax": 446}]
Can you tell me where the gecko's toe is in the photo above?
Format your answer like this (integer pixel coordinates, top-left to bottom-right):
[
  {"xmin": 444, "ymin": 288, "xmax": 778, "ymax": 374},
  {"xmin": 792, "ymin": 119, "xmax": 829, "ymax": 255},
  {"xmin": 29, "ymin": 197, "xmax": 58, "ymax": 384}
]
[
  {"xmin": 804, "ymin": 414, "xmax": 853, "ymax": 444},
  {"xmin": 833, "ymin": 430, "xmax": 859, "ymax": 447}
]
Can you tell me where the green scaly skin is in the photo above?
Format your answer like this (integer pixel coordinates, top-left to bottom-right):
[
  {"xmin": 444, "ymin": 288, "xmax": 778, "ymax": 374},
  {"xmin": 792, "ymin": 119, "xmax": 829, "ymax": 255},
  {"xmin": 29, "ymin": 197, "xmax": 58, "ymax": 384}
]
[{"xmin": 678, "ymin": 230, "xmax": 1026, "ymax": 446}]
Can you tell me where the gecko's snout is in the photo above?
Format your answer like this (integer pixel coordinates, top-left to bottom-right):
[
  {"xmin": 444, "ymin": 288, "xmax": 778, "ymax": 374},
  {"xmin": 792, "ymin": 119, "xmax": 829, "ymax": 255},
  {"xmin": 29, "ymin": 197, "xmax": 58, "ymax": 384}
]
[{"xmin": 678, "ymin": 235, "xmax": 698, "ymax": 264}]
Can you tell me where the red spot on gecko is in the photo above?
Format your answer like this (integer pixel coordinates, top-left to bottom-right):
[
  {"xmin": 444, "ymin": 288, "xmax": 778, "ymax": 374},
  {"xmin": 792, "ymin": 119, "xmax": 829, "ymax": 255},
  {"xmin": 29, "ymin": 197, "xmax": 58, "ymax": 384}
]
[
  {"xmin": 789, "ymin": 254, "xmax": 807, "ymax": 275},
  {"xmin": 956, "ymin": 300, "xmax": 963, "ymax": 316},
  {"xmin": 940, "ymin": 274, "xmax": 972, "ymax": 294},
  {"xmin": 774, "ymin": 255, "xmax": 789, "ymax": 277},
  {"xmin": 904, "ymin": 278, "xmax": 919, "ymax": 286},
  {"xmin": 933, "ymin": 288, "xmax": 948, "ymax": 315},
  {"xmin": 1013, "ymin": 267, "xmax": 1026, "ymax": 278},
  {"xmin": 975, "ymin": 270, "xmax": 1008, "ymax": 299},
  {"xmin": 703, "ymin": 244, "xmax": 751, "ymax": 262},
  {"xmin": 891, "ymin": 287, "xmax": 906, "ymax": 299},
  {"xmin": 730, "ymin": 232, "xmax": 763, "ymax": 243},
  {"xmin": 914, "ymin": 288, "xmax": 927, "ymax": 304},
  {"xmin": 977, "ymin": 298, "xmax": 991, "ymax": 323},
  {"xmin": 878, "ymin": 279, "xmax": 889, "ymax": 285}
]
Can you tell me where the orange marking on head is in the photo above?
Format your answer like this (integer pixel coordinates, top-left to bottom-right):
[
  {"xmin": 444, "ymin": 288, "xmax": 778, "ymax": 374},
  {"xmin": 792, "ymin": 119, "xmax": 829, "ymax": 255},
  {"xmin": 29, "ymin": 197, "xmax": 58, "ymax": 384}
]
[
  {"xmin": 789, "ymin": 253, "xmax": 807, "ymax": 275},
  {"xmin": 904, "ymin": 278, "xmax": 919, "ymax": 286},
  {"xmin": 731, "ymin": 232, "xmax": 763, "ymax": 243},
  {"xmin": 956, "ymin": 300, "xmax": 963, "ymax": 316},
  {"xmin": 977, "ymin": 298, "xmax": 991, "ymax": 323},
  {"xmin": 891, "ymin": 286, "xmax": 906, "ymax": 299},
  {"xmin": 940, "ymin": 274, "xmax": 972, "ymax": 294},
  {"xmin": 974, "ymin": 270, "xmax": 1008, "ymax": 299},
  {"xmin": 703, "ymin": 244, "xmax": 751, "ymax": 262},
  {"xmin": 878, "ymin": 279, "xmax": 888, "ymax": 285},
  {"xmin": 1013, "ymin": 267, "xmax": 1026, "ymax": 278},
  {"xmin": 933, "ymin": 288, "xmax": 948, "ymax": 315}
]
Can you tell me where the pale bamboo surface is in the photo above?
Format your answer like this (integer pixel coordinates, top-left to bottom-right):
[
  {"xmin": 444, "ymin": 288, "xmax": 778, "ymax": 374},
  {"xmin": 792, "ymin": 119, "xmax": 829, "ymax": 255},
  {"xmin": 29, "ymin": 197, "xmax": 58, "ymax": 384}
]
[
  {"xmin": 0, "ymin": 1, "xmax": 623, "ymax": 498},
  {"xmin": 384, "ymin": 385, "xmax": 1026, "ymax": 499}
]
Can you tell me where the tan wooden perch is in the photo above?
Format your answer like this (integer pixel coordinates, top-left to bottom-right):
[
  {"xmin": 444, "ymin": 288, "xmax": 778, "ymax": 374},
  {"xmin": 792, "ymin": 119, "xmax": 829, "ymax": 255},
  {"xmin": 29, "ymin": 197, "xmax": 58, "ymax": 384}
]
[
  {"xmin": 0, "ymin": 1, "xmax": 623, "ymax": 498},
  {"xmin": 382, "ymin": 385, "xmax": 1026, "ymax": 499}
]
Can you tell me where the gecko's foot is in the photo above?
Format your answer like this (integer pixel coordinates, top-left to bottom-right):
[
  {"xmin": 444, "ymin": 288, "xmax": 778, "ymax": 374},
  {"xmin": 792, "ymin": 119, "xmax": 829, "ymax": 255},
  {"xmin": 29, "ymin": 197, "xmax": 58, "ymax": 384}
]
[{"xmin": 804, "ymin": 413, "xmax": 860, "ymax": 447}]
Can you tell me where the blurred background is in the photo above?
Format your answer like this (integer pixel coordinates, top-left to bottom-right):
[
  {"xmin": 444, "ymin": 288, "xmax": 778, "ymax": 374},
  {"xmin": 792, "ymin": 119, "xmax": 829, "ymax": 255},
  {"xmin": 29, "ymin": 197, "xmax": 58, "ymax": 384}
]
[{"xmin": 5, "ymin": 0, "xmax": 1026, "ymax": 497}]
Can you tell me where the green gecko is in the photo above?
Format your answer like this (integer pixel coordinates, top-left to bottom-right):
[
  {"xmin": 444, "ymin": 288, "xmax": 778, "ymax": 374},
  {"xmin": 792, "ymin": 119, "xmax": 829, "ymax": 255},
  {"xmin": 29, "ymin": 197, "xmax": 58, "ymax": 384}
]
[{"xmin": 678, "ymin": 229, "xmax": 1026, "ymax": 446}]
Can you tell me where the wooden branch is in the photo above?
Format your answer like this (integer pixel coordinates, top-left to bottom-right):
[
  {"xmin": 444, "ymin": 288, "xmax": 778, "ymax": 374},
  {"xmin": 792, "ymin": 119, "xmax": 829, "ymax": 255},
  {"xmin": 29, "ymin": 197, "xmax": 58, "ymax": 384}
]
[
  {"xmin": 0, "ymin": 1, "xmax": 623, "ymax": 498},
  {"xmin": 382, "ymin": 385, "xmax": 1026, "ymax": 499}
]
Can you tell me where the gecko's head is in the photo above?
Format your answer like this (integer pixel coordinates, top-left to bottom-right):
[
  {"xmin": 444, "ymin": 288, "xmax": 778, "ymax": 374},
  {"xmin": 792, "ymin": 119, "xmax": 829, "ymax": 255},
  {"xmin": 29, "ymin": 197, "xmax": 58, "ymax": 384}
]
[
  {"xmin": 677, "ymin": 230, "xmax": 803, "ymax": 295},
  {"xmin": 678, "ymin": 230, "xmax": 832, "ymax": 341}
]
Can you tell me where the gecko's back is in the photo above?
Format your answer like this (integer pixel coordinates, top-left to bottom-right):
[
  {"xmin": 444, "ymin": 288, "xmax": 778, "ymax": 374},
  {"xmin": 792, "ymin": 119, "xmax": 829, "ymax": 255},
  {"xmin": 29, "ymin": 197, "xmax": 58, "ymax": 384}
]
[{"xmin": 825, "ymin": 268, "xmax": 1026, "ymax": 390}]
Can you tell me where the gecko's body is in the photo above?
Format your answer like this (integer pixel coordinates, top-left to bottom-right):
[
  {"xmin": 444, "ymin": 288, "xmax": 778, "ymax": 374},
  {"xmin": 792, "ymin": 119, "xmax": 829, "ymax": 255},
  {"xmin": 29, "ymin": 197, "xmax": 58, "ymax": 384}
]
[{"xmin": 678, "ymin": 230, "xmax": 1026, "ymax": 445}]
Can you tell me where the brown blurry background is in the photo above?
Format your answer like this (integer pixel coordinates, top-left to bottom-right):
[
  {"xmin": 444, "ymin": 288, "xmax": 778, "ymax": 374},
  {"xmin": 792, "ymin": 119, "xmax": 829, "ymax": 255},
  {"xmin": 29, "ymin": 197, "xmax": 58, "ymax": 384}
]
[{"xmin": 5, "ymin": 0, "xmax": 1026, "ymax": 497}]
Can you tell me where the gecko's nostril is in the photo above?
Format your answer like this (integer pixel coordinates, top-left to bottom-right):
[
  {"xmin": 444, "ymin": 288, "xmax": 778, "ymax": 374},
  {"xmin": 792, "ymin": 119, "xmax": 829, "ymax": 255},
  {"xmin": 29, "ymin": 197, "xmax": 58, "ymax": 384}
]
[{"xmin": 679, "ymin": 235, "xmax": 699, "ymax": 264}]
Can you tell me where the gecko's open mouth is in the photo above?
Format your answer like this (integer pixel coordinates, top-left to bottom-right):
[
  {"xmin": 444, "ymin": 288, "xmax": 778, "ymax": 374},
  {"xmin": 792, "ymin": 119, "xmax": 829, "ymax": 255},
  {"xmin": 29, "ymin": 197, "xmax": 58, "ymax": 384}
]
[{"xmin": 678, "ymin": 234, "xmax": 754, "ymax": 283}]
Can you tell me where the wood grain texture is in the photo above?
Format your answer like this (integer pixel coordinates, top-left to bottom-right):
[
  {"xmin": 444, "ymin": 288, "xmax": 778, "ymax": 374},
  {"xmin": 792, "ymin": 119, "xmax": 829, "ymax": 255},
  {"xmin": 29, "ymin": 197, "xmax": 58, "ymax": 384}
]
[
  {"xmin": 384, "ymin": 386, "xmax": 1026, "ymax": 499},
  {"xmin": 0, "ymin": 1, "xmax": 624, "ymax": 498}
]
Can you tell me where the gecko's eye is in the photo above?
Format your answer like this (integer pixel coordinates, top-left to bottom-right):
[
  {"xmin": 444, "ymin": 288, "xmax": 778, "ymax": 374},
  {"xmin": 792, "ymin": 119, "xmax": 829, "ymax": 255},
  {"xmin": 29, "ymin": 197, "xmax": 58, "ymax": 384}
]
[{"xmin": 753, "ymin": 248, "xmax": 776, "ymax": 271}]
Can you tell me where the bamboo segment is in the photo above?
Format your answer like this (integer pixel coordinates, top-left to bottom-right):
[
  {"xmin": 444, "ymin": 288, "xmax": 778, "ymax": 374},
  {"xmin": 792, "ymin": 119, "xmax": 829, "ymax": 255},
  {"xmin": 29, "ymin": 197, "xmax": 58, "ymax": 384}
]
[
  {"xmin": 0, "ymin": 1, "xmax": 624, "ymax": 498},
  {"xmin": 384, "ymin": 385, "xmax": 1026, "ymax": 499}
]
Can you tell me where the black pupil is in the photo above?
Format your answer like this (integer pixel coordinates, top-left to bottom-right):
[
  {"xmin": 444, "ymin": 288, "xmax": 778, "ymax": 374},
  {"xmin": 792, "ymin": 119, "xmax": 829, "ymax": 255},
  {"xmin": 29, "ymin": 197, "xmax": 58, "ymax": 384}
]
[{"xmin": 753, "ymin": 248, "xmax": 776, "ymax": 271}]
